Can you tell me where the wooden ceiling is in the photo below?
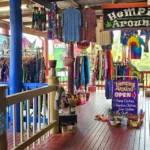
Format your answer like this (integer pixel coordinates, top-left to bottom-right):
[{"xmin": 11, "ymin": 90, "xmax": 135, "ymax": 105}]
[{"xmin": 0, "ymin": 0, "xmax": 147, "ymax": 37}]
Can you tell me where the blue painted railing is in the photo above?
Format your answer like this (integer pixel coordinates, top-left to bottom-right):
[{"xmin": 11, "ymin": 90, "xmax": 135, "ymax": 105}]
[{"xmin": 0, "ymin": 82, "xmax": 48, "ymax": 130}]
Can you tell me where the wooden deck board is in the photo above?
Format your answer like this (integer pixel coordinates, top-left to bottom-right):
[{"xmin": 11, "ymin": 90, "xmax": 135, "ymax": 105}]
[{"xmin": 6, "ymin": 91, "xmax": 150, "ymax": 150}]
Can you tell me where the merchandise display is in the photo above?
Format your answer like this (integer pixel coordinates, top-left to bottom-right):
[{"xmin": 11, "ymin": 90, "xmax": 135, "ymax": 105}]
[
  {"xmin": 32, "ymin": 7, "xmax": 46, "ymax": 31},
  {"xmin": 127, "ymin": 34, "xmax": 144, "ymax": 60},
  {"xmin": 80, "ymin": 7, "xmax": 97, "ymax": 42},
  {"xmin": 94, "ymin": 45, "xmax": 114, "ymax": 81},
  {"xmin": 47, "ymin": 2, "xmax": 58, "ymax": 40},
  {"xmin": 0, "ymin": 53, "xmax": 46, "ymax": 83},
  {"xmin": 47, "ymin": 2, "xmax": 63, "ymax": 41},
  {"xmin": 94, "ymin": 108, "xmax": 145, "ymax": 128},
  {"xmin": 61, "ymin": 8, "xmax": 81, "ymax": 42},
  {"xmin": 75, "ymin": 56, "xmax": 90, "ymax": 91}
]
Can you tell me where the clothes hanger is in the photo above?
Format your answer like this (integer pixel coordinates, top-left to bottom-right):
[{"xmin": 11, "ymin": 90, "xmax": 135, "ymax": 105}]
[
  {"xmin": 84, "ymin": 0, "xmax": 89, "ymax": 9},
  {"xmin": 84, "ymin": 5, "xmax": 89, "ymax": 9}
]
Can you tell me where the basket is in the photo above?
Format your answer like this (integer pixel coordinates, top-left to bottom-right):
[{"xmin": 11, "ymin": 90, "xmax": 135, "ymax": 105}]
[{"xmin": 64, "ymin": 57, "xmax": 75, "ymax": 66}]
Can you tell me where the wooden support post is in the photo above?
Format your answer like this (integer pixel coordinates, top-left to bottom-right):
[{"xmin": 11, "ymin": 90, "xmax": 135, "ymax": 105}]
[
  {"xmin": 0, "ymin": 85, "xmax": 8, "ymax": 150},
  {"xmin": 48, "ymin": 77, "xmax": 59, "ymax": 134},
  {"xmin": 68, "ymin": 42, "xmax": 74, "ymax": 95},
  {"xmin": 10, "ymin": 0, "xmax": 22, "ymax": 132},
  {"xmin": 43, "ymin": 39, "xmax": 49, "ymax": 83}
]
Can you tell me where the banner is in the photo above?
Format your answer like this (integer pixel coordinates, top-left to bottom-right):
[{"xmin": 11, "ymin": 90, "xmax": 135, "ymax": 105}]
[
  {"xmin": 112, "ymin": 80, "xmax": 138, "ymax": 115},
  {"xmin": 103, "ymin": 6, "xmax": 150, "ymax": 30}
]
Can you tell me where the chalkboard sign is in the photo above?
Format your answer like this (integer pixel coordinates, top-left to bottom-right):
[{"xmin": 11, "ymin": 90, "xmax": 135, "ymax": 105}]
[
  {"xmin": 103, "ymin": 7, "xmax": 150, "ymax": 30},
  {"xmin": 112, "ymin": 80, "xmax": 138, "ymax": 115}
]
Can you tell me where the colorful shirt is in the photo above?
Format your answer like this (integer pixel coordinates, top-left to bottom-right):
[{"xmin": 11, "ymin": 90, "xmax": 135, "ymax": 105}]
[
  {"xmin": 61, "ymin": 8, "xmax": 81, "ymax": 42},
  {"xmin": 80, "ymin": 8, "xmax": 96, "ymax": 42},
  {"xmin": 127, "ymin": 36, "xmax": 144, "ymax": 59},
  {"xmin": 32, "ymin": 7, "xmax": 46, "ymax": 31},
  {"xmin": 47, "ymin": 2, "xmax": 57, "ymax": 40}
]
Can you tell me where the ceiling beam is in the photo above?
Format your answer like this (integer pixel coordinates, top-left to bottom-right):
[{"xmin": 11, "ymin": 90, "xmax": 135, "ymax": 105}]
[
  {"xmin": 0, "ymin": 12, "xmax": 33, "ymax": 19},
  {"xmin": 0, "ymin": 0, "xmax": 28, "ymax": 7},
  {"xmin": 0, "ymin": 9, "xmax": 49, "ymax": 20},
  {"xmin": 0, "ymin": 20, "xmax": 47, "ymax": 38},
  {"xmin": 32, "ymin": 0, "xmax": 64, "ymax": 8},
  {"xmin": 23, "ymin": 20, "xmax": 48, "ymax": 26}
]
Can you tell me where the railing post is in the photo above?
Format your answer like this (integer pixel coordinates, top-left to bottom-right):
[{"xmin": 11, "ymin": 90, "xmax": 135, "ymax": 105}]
[
  {"xmin": 0, "ymin": 85, "xmax": 8, "ymax": 150},
  {"xmin": 48, "ymin": 77, "xmax": 59, "ymax": 134}
]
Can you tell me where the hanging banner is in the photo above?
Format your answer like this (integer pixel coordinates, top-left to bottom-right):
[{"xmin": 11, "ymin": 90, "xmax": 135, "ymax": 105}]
[
  {"xmin": 112, "ymin": 80, "xmax": 138, "ymax": 115},
  {"xmin": 102, "ymin": 3, "xmax": 150, "ymax": 30}
]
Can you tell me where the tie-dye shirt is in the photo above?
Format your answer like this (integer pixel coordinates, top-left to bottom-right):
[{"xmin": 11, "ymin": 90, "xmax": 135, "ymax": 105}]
[{"xmin": 127, "ymin": 36, "xmax": 144, "ymax": 59}]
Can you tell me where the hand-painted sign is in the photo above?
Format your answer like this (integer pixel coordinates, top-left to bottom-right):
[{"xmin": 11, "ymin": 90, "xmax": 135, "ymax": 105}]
[
  {"xmin": 103, "ymin": 7, "xmax": 150, "ymax": 30},
  {"xmin": 112, "ymin": 80, "xmax": 138, "ymax": 115}
]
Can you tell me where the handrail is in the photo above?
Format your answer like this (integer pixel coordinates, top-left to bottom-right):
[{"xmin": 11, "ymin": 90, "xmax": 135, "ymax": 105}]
[
  {"xmin": 6, "ymin": 85, "xmax": 58, "ymax": 106},
  {"xmin": 0, "ymin": 82, "xmax": 60, "ymax": 150}
]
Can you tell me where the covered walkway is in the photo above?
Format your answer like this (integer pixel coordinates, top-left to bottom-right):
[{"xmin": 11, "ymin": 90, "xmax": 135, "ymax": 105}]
[{"xmin": 7, "ymin": 92, "xmax": 150, "ymax": 150}]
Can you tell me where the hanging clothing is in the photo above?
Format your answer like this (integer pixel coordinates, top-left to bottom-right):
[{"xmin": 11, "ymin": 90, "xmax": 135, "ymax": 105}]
[
  {"xmin": 75, "ymin": 56, "xmax": 80, "ymax": 90},
  {"xmin": 61, "ymin": 8, "xmax": 81, "ymax": 42},
  {"xmin": 105, "ymin": 80, "xmax": 112, "ymax": 99},
  {"xmin": 57, "ymin": 9, "xmax": 63, "ymax": 41},
  {"xmin": 121, "ymin": 30, "xmax": 137, "ymax": 45},
  {"xmin": 80, "ymin": 8, "xmax": 96, "ymax": 42},
  {"xmin": 96, "ymin": 18, "xmax": 111, "ymax": 45},
  {"xmin": 0, "ymin": 55, "xmax": 46, "ymax": 83},
  {"xmin": 75, "ymin": 56, "xmax": 90, "ymax": 90},
  {"xmin": 94, "ymin": 46, "xmax": 114, "ymax": 81},
  {"xmin": 47, "ymin": 2, "xmax": 58, "ymax": 40},
  {"xmin": 127, "ymin": 36, "xmax": 144, "ymax": 59},
  {"xmin": 32, "ymin": 7, "xmax": 46, "ymax": 31}
]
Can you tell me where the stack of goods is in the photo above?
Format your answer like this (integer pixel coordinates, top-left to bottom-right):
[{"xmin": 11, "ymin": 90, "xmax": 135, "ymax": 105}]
[
  {"xmin": 32, "ymin": 7, "xmax": 46, "ymax": 31},
  {"xmin": 94, "ymin": 108, "xmax": 145, "ymax": 128}
]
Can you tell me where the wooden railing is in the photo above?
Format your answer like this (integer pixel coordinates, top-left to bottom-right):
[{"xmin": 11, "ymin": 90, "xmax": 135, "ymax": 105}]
[
  {"xmin": 0, "ymin": 84, "xmax": 59, "ymax": 150},
  {"xmin": 143, "ymin": 71, "xmax": 150, "ymax": 88}
]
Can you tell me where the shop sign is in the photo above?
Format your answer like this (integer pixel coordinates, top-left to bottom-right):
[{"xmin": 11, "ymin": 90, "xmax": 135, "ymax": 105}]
[
  {"xmin": 112, "ymin": 80, "xmax": 138, "ymax": 115},
  {"xmin": 103, "ymin": 7, "xmax": 150, "ymax": 30},
  {"xmin": 54, "ymin": 42, "xmax": 66, "ymax": 49}
]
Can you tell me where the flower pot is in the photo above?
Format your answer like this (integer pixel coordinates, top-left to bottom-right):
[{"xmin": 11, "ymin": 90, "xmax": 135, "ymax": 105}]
[
  {"xmin": 64, "ymin": 57, "xmax": 75, "ymax": 66},
  {"xmin": 49, "ymin": 60, "xmax": 57, "ymax": 68}
]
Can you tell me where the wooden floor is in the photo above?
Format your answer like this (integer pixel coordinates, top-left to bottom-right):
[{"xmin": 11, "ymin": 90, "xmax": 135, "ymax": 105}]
[{"xmin": 8, "ymin": 91, "xmax": 150, "ymax": 150}]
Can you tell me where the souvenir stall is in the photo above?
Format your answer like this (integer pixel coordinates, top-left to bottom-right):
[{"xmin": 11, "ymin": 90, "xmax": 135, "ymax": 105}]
[{"xmin": 93, "ymin": 3, "xmax": 147, "ymax": 128}]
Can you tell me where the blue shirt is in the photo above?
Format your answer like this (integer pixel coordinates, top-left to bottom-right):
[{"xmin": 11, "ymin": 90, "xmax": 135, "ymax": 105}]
[{"xmin": 61, "ymin": 8, "xmax": 81, "ymax": 42}]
